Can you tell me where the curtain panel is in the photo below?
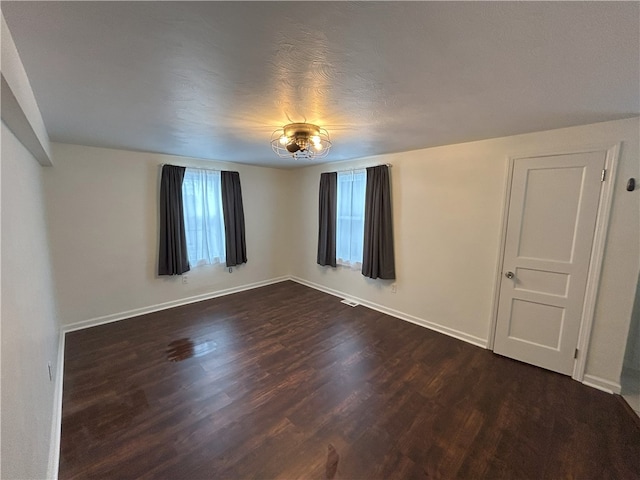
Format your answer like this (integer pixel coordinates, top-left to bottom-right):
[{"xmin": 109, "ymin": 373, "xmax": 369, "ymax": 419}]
[
  {"xmin": 158, "ymin": 164, "xmax": 190, "ymax": 276},
  {"xmin": 221, "ymin": 171, "xmax": 247, "ymax": 267},
  {"xmin": 362, "ymin": 165, "xmax": 396, "ymax": 279},
  {"xmin": 317, "ymin": 172, "xmax": 337, "ymax": 267}
]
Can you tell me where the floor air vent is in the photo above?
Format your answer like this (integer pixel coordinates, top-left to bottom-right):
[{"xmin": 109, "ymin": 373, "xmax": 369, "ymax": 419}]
[{"xmin": 340, "ymin": 299, "xmax": 359, "ymax": 307}]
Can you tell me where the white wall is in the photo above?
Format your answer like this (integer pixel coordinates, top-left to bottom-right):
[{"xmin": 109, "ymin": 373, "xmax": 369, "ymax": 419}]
[
  {"xmin": 290, "ymin": 117, "xmax": 640, "ymax": 387},
  {"xmin": 1, "ymin": 122, "xmax": 60, "ymax": 479},
  {"xmin": 5, "ymin": 118, "xmax": 633, "ymax": 480},
  {"xmin": 44, "ymin": 143, "xmax": 294, "ymax": 327},
  {"xmin": 623, "ymin": 272, "xmax": 640, "ymax": 373},
  {"xmin": 0, "ymin": 12, "xmax": 52, "ymax": 166},
  {"xmin": 37, "ymin": 118, "xmax": 639, "ymax": 386}
]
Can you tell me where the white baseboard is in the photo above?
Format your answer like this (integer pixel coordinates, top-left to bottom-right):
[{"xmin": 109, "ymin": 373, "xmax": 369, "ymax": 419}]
[
  {"xmin": 62, "ymin": 276, "xmax": 290, "ymax": 333},
  {"xmin": 44, "ymin": 274, "xmax": 623, "ymax": 480},
  {"xmin": 290, "ymin": 276, "xmax": 488, "ymax": 349},
  {"xmin": 582, "ymin": 374, "xmax": 621, "ymax": 394},
  {"xmin": 49, "ymin": 275, "xmax": 290, "ymax": 478},
  {"xmin": 288, "ymin": 278, "xmax": 628, "ymax": 397},
  {"xmin": 47, "ymin": 330, "xmax": 65, "ymax": 480}
]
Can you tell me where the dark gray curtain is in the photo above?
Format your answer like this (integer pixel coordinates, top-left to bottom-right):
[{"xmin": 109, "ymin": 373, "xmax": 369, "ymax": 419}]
[
  {"xmin": 158, "ymin": 165, "xmax": 190, "ymax": 276},
  {"xmin": 317, "ymin": 172, "xmax": 337, "ymax": 267},
  {"xmin": 221, "ymin": 171, "xmax": 247, "ymax": 267},
  {"xmin": 362, "ymin": 165, "xmax": 396, "ymax": 279}
]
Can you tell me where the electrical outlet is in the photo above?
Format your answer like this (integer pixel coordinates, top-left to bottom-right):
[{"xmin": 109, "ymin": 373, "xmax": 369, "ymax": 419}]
[
  {"xmin": 391, "ymin": 283, "xmax": 397, "ymax": 293},
  {"xmin": 47, "ymin": 362, "xmax": 53, "ymax": 382},
  {"xmin": 182, "ymin": 275, "xmax": 188, "ymax": 284}
]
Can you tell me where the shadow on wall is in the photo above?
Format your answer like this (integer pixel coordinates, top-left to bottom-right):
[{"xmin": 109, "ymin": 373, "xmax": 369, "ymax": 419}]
[{"xmin": 621, "ymin": 270, "xmax": 640, "ymax": 394}]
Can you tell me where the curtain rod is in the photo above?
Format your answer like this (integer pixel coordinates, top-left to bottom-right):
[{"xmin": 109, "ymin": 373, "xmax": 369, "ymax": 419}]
[
  {"xmin": 162, "ymin": 162, "xmax": 391, "ymax": 173},
  {"xmin": 332, "ymin": 163, "xmax": 392, "ymax": 173},
  {"xmin": 161, "ymin": 163, "xmax": 221, "ymax": 172}
]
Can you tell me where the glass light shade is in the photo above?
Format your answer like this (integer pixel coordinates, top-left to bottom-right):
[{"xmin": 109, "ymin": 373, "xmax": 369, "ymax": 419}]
[{"xmin": 271, "ymin": 123, "xmax": 332, "ymax": 160}]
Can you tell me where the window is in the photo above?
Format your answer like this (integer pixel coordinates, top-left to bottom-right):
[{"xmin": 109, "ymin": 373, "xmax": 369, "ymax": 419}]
[
  {"xmin": 336, "ymin": 169, "xmax": 366, "ymax": 266},
  {"xmin": 181, "ymin": 168, "xmax": 226, "ymax": 267}
]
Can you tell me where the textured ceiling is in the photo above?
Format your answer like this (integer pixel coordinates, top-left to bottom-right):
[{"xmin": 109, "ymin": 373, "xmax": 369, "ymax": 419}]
[{"xmin": 2, "ymin": 1, "xmax": 639, "ymax": 168}]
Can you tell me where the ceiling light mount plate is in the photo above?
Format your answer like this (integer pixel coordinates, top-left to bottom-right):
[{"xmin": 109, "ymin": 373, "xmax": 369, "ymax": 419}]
[{"xmin": 271, "ymin": 122, "xmax": 332, "ymax": 160}]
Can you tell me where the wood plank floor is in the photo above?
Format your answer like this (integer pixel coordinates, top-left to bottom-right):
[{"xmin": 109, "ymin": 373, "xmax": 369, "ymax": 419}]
[{"xmin": 59, "ymin": 281, "xmax": 640, "ymax": 479}]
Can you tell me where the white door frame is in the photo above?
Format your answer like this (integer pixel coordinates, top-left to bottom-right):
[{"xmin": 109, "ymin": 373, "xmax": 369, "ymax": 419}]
[{"xmin": 488, "ymin": 143, "xmax": 620, "ymax": 383}]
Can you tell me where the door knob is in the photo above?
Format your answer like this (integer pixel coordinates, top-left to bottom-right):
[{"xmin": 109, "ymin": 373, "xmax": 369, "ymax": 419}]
[{"xmin": 505, "ymin": 271, "xmax": 515, "ymax": 279}]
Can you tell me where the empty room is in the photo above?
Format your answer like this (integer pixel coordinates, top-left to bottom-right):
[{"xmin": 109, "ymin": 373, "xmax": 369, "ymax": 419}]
[{"xmin": 2, "ymin": 2, "xmax": 639, "ymax": 479}]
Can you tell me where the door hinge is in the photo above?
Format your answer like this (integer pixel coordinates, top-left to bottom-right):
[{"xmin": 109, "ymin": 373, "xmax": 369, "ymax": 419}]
[
  {"xmin": 574, "ymin": 348, "xmax": 579, "ymax": 359},
  {"xmin": 601, "ymin": 169, "xmax": 607, "ymax": 182}
]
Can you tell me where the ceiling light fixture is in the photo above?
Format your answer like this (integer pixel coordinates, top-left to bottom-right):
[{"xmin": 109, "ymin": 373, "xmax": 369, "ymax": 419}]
[{"xmin": 271, "ymin": 123, "xmax": 332, "ymax": 160}]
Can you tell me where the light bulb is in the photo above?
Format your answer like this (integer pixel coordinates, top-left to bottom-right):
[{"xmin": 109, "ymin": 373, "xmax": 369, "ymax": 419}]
[
  {"xmin": 279, "ymin": 135, "xmax": 288, "ymax": 145},
  {"xmin": 311, "ymin": 135, "xmax": 321, "ymax": 146},
  {"xmin": 314, "ymin": 143, "xmax": 323, "ymax": 151}
]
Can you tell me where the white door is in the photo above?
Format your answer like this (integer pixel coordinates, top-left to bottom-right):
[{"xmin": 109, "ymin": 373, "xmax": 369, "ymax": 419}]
[{"xmin": 494, "ymin": 151, "xmax": 606, "ymax": 375}]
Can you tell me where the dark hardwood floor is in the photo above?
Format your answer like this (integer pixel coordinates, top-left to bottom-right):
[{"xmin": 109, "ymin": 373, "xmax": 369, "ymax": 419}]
[{"xmin": 60, "ymin": 281, "xmax": 640, "ymax": 479}]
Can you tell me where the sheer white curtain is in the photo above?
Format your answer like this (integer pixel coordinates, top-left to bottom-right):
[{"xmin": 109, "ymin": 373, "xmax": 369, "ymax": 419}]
[
  {"xmin": 182, "ymin": 168, "xmax": 226, "ymax": 267},
  {"xmin": 336, "ymin": 169, "xmax": 366, "ymax": 267}
]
